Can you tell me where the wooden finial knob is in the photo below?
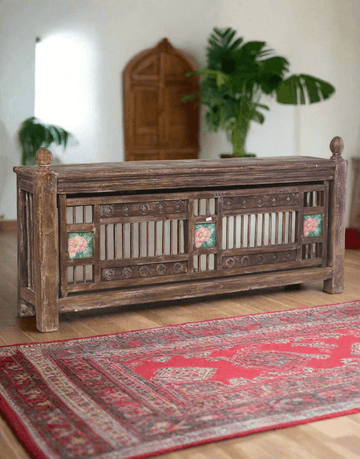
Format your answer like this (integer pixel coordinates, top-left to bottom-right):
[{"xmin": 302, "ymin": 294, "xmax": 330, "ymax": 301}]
[
  {"xmin": 35, "ymin": 147, "xmax": 53, "ymax": 168},
  {"xmin": 330, "ymin": 136, "xmax": 344, "ymax": 161}
]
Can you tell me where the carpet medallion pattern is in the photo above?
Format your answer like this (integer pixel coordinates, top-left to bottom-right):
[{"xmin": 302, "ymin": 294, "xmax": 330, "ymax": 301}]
[{"xmin": 2, "ymin": 301, "xmax": 360, "ymax": 459}]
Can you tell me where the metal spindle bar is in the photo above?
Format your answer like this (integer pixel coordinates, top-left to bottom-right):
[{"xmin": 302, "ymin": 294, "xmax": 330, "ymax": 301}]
[
  {"xmin": 105, "ymin": 225, "xmax": 109, "ymax": 260},
  {"xmin": 121, "ymin": 224, "xmax": 125, "ymax": 259},
  {"xmin": 137, "ymin": 223, "xmax": 141, "ymax": 258},
  {"xmin": 155, "ymin": 221, "xmax": 158, "ymax": 256},
  {"xmin": 282, "ymin": 212, "xmax": 286, "ymax": 245},
  {"xmin": 169, "ymin": 220, "xmax": 173, "ymax": 255},
  {"xmin": 147, "ymin": 222, "xmax": 150, "ymax": 257},
  {"xmin": 239, "ymin": 214, "xmax": 243, "ymax": 248},
  {"xmin": 111, "ymin": 225, "xmax": 115, "ymax": 259},
  {"xmin": 247, "ymin": 215, "xmax": 251, "ymax": 247},
  {"xmin": 254, "ymin": 214, "xmax": 259, "ymax": 247},
  {"xmin": 274, "ymin": 213, "xmax": 278, "ymax": 245},
  {"xmin": 226, "ymin": 217, "xmax": 230, "ymax": 249},
  {"xmin": 268, "ymin": 214, "xmax": 273, "ymax": 245},
  {"xmin": 177, "ymin": 220, "xmax": 181, "ymax": 254},
  {"xmin": 262, "ymin": 213, "xmax": 266, "ymax": 246},
  {"xmin": 228, "ymin": 217, "xmax": 232, "ymax": 249},
  {"xmin": 129, "ymin": 223, "xmax": 134, "ymax": 258},
  {"xmin": 289, "ymin": 211, "xmax": 293, "ymax": 243},
  {"xmin": 160, "ymin": 221, "xmax": 164, "ymax": 255},
  {"xmin": 233, "ymin": 216, "xmax": 237, "ymax": 248}
]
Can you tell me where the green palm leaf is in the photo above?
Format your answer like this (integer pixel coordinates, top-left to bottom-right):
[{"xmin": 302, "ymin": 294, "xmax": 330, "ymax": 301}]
[
  {"xmin": 18, "ymin": 117, "xmax": 72, "ymax": 165},
  {"xmin": 276, "ymin": 74, "xmax": 335, "ymax": 104},
  {"xmin": 183, "ymin": 27, "xmax": 336, "ymax": 157}
]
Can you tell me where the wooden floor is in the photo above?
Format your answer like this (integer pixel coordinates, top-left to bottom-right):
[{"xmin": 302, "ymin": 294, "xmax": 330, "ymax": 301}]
[{"xmin": 1, "ymin": 230, "xmax": 360, "ymax": 459}]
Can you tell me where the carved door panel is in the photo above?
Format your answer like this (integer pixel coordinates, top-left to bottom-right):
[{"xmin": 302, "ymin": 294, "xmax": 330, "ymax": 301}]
[
  {"xmin": 123, "ymin": 38, "xmax": 199, "ymax": 161},
  {"xmin": 59, "ymin": 183, "xmax": 329, "ymax": 297}
]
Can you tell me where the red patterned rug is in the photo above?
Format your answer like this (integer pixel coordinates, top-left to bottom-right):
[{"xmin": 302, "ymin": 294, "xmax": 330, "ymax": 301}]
[{"xmin": 2, "ymin": 301, "xmax": 360, "ymax": 459}]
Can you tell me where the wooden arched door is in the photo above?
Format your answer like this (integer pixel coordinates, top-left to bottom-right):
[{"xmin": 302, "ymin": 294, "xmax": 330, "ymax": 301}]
[{"xmin": 123, "ymin": 38, "xmax": 199, "ymax": 161}]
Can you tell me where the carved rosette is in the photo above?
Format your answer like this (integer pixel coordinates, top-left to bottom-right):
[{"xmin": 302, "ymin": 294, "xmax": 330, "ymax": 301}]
[
  {"xmin": 174, "ymin": 262, "xmax": 184, "ymax": 272},
  {"xmin": 102, "ymin": 205, "xmax": 114, "ymax": 217},
  {"xmin": 225, "ymin": 257, "xmax": 235, "ymax": 268},
  {"xmin": 122, "ymin": 204, "xmax": 132, "ymax": 216},
  {"xmin": 174, "ymin": 201, "xmax": 184, "ymax": 213},
  {"xmin": 285, "ymin": 194, "xmax": 293, "ymax": 204},
  {"xmin": 139, "ymin": 203, "xmax": 149, "ymax": 215},
  {"xmin": 272, "ymin": 253, "xmax": 280, "ymax": 263},
  {"xmin": 139, "ymin": 266, "xmax": 150, "ymax": 277},
  {"xmin": 270, "ymin": 196, "xmax": 278, "ymax": 206},
  {"xmin": 256, "ymin": 197, "xmax": 264, "ymax": 207},
  {"xmin": 256, "ymin": 254, "xmax": 265, "ymax": 265},
  {"xmin": 157, "ymin": 202, "xmax": 166, "ymax": 213},
  {"xmin": 122, "ymin": 267, "xmax": 133, "ymax": 278},
  {"xmin": 240, "ymin": 256, "xmax": 250, "ymax": 267},
  {"xmin": 241, "ymin": 198, "xmax": 248, "ymax": 208},
  {"xmin": 103, "ymin": 269, "xmax": 115, "ymax": 281},
  {"xmin": 224, "ymin": 198, "xmax": 233, "ymax": 209},
  {"xmin": 156, "ymin": 264, "xmax": 167, "ymax": 275}
]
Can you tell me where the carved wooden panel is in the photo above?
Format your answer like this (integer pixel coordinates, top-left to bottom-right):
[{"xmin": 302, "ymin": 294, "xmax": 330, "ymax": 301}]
[
  {"xmin": 123, "ymin": 38, "xmax": 199, "ymax": 161},
  {"xmin": 59, "ymin": 183, "xmax": 329, "ymax": 296}
]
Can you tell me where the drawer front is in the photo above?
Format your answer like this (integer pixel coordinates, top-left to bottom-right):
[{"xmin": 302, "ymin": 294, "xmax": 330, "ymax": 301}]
[{"xmin": 58, "ymin": 183, "xmax": 328, "ymax": 296}]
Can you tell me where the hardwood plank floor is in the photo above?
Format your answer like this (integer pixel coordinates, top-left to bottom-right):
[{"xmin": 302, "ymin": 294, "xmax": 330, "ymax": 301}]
[{"xmin": 1, "ymin": 231, "xmax": 360, "ymax": 459}]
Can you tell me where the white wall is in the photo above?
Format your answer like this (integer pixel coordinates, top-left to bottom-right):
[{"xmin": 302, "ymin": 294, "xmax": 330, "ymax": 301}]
[{"xmin": 1, "ymin": 0, "xmax": 359, "ymax": 223}]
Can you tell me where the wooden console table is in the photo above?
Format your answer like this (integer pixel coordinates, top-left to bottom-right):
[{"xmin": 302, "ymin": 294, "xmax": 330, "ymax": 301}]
[{"xmin": 14, "ymin": 137, "xmax": 347, "ymax": 332}]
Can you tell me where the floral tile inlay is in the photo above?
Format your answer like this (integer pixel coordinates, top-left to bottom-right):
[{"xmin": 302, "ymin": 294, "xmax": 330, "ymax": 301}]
[
  {"xmin": 194, "ymin": 223, "xmax": 216, "ymax": 248},
  {"xmin": 68, "ymin": 232, "xmax": 94, "ymax": 259},
  {"xmin": 304, "ymin": 214, "xmax": 323, "ymax": 238}
]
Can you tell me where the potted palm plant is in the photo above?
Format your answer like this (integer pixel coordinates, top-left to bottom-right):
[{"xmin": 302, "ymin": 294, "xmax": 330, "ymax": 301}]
[
  {"xmin": 18, "ymin": 117, "xmax": 72, "ymax": 165},
  {"xmin": 184, "ymin": 28, "xmax": 335, "ymax": 157}
]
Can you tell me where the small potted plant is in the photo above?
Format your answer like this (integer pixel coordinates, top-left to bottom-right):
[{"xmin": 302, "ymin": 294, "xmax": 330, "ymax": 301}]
[
  {"xmin": 184, "ymin": 27, "xmax": 336, "ymax": 157},
  {"xmin": 18, "ymin": 117, "xmax": 72, "ymax": 165}
]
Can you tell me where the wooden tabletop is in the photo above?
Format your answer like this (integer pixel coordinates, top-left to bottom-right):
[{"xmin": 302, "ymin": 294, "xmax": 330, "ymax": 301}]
[{"xmin": 14, "ymin": 156, "xmax": 335, "ymax": 181}]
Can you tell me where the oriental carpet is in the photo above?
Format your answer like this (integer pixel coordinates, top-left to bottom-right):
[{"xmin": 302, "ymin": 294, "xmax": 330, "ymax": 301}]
[{"xmin": 2, "ymin": 301, "xmax": 360, "ymax": 459}]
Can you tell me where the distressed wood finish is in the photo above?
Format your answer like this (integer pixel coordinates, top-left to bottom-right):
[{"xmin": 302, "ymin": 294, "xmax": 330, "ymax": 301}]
[
  {"xmin": 349, "ymin": 157, "xmax": 360, "ymax": 230},
  {"xmin": 32, "ymin": 148, "xmax": 59, "ymax": 332},
  {"xmin": 13, "ymin": 138, "xmax": 347, "ymax": 332},
  {"xmin": 324, "ymin": 137, "xmax": 348, "ymax": 293},
  {"xmin": 123, "ymin": 38, "xmax": 199, "ymax": 161}
]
